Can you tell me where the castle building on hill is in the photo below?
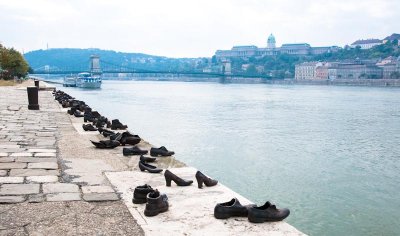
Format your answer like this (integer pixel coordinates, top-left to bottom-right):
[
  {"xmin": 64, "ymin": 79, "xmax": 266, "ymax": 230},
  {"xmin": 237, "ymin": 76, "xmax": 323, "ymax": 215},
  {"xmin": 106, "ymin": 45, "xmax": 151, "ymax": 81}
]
[{"xmin": 215, "ymin": 34, "xmax": 340, "ymax": 60}]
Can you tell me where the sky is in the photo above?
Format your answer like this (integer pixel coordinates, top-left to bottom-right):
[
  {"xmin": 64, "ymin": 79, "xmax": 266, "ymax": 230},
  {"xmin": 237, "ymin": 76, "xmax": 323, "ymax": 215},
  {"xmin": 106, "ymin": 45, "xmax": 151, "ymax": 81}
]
[{"xmin": 0, "ymin": 0, "xmax": 399, "ymax": 58}]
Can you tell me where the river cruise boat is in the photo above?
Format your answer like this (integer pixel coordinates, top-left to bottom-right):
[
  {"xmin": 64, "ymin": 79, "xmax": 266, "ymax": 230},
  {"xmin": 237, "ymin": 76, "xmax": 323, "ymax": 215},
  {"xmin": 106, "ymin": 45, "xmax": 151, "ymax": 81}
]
[
  {"xmin": 75, "ymin": 72, "xmax": 102, "ymax": 88},
  {"xmin": 63, "ymin": 75, "xmax": 77, "ymax": 87}
]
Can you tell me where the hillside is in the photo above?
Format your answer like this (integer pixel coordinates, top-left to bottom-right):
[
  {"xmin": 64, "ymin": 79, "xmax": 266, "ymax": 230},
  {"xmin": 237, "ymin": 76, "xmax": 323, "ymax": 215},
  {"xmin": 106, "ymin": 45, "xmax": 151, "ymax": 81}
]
[{"xmin": 24, "ymin": 48, "xmax": 209, "ymax": 72}]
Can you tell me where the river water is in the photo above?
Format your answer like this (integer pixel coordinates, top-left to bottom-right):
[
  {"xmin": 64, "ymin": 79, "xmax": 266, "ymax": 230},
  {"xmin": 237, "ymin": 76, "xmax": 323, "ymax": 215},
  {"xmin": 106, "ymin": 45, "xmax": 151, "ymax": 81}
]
[{"xmin": 56, "ymin": 79, "xmax": 400, "ymax": 236}]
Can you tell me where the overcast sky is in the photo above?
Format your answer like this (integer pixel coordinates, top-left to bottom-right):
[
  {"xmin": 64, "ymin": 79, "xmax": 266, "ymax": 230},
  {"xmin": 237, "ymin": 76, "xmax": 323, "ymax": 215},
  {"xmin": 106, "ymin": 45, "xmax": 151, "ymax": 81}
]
[{"xmin": 0, "ymin": 0, "xmax": 399, "ymax": 58}]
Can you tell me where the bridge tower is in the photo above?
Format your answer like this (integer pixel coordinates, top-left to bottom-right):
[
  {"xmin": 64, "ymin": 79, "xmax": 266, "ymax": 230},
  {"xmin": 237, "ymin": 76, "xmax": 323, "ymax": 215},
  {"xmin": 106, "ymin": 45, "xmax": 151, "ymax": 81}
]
[
  {"xmin": 221, "ymin": 60, "xmax": 232, "ymax": 75},
  {"xmin": 90, "ymin": 55, "xmax": 102, "ymax": 76}
]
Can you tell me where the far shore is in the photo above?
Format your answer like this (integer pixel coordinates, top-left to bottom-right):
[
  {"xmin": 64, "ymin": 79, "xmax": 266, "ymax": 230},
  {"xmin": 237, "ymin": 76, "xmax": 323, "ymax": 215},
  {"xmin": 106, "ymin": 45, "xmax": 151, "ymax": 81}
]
[{"xmin": 30, "ymin": 74, "xmax": 400, "ymax": 88}]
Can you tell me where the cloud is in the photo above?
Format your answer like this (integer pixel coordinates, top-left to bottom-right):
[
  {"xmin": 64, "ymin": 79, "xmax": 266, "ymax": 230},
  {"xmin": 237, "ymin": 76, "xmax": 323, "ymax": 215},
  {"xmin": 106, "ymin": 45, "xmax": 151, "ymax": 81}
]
[{"xmin": 0, "ymin": 0, "xmax": 399, "ymax": 57}]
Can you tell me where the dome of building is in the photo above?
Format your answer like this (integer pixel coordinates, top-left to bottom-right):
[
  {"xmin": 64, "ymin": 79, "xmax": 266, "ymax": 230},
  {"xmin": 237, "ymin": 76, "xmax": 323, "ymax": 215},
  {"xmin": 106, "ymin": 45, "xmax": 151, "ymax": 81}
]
[{"xmin": 267, "ymin": 33, "xmax": 276, "ymax": 49}]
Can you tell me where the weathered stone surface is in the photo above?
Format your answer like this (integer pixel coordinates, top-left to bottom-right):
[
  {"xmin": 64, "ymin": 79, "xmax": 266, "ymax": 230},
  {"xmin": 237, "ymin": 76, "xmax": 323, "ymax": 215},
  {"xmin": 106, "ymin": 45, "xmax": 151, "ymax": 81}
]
[
  {"xmin": 35, "ymin": 132, "xmax": 55, "ymax": 137},
  {"xmin": 0, "ymin": 144, "xmax": 19, "ymax": 149},
  {"xmin": 0, "ymin": 201, "xmax": 144, "ymax": 235},
  {"xmin": 9, "ymin": 137, "xmax": 25, "ymax": 142},
  {"xmin": 15, "ymin": 157, "xmax": 57, "ymax": 163},
  {"xmin": 46, "ymin": 192, "xmax": 81, "ymax": 201},
  {"xmin": 0, "ymin": 152, "xmax": 8, "ymax": 157},
  {"xmin": 28, "ymin": 149, "xmax": 56, "ymax": 153},
  {"xmin": 34, "ymin": 152, "xmax": 56, "ymax": 157},
  {"xmin": 43, "ymin": 183, "xmax": 79, "ymax": 193},
  {"xmin": 83, "ymin": 192, "xmax": 119, "ymax": 202},
  {"xmin": 9, "ymin": 169, "xmax": 60, "ymax": 177},
  {"xmin": 0, "ymin": 162, "xmax": 27, "ymax": 169},
  {"xmin": 0, "ymin": 177, "xmax": 24, "ymax": 184},
  {"xmin": 28, "ymin": 162, "xmax": 58, "ymax": 169},
  {"xmin": 27, "ymin": 175, "xmax": 58, "ymax": 183},
  {"xmin": 10, "ymin": 152, "xmax": 32, "ymax": 157},
  {"xmin": 0, "ymin": 184, "xmax": 40, "ymax": 195},
  {"xmin": 28, "ymin": 194, "xmax": 45, "ymax": 203},
  {"xmin": 81, "ymin": 185, "xmax": 114, "ymax": 194},
  {"xmin": 0, "ymin": 157, "xmax": 14, "ymax": 162},
  {"xmin": 0, "ymin": 195, "xmax": 25, "ymax": 203},
  {"xmin": 0, "ymin": 170, "xmax": 7, "ymax": 176}
]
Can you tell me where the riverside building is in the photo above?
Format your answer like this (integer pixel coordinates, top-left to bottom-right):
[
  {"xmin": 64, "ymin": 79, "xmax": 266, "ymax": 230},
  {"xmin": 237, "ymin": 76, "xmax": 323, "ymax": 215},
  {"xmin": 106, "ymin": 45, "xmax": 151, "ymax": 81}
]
[
  {"xmin": 215, "ymin": 34, "xmax": 339, "ymax": 60},
  {"xmin": 295, "ymin": 61, "xmax": 386, "ymax": 80}
]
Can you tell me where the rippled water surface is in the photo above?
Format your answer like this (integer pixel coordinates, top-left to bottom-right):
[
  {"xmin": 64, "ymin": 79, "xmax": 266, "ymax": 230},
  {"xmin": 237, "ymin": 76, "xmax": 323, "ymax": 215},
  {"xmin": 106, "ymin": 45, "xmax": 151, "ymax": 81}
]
[{"xmin": 58, "ymin": 80, "xmax": 400, "ymax": 236}]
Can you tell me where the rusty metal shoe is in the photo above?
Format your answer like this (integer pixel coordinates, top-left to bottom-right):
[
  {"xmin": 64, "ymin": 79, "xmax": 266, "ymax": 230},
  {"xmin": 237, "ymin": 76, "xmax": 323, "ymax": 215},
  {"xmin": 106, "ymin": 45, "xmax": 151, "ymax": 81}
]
[
  {"xmin": 214, "ymin": 198, "xmax": 255, "ymax": 219},
  {"xmin": 140, "ymin": 155, "xmax": 156, "ymax": 163},
  {"xmin": 82, "ymin": 124, "xmax": 98, "ymax": 131},
  {"xmin": 195, "ymin": 170, "xmax": 218, "ymax": 188},
  {"xmin": 247, "ymin": 201, "xmax": 290, "ymax": 223},
  {"xmin": 122, "ymin": 146, "xmax": 148, "ymax": 156},
  {"xmin": 90, "ymin": 140, "xmax": 120, "ymax": 149},
  {"xmin": 164, "ymin": 170, "xmax": 193, "ymax": 187},
  {"xmin": 132, "ymin": 184, "xmax": 154, "ymax": 204},
  {"xmin": 144, "ymin": 190, "xmax": 169, "ymax": 217},
  {"xmin": 150, "ymin": 146, "xmax": 175, "ymax": 157},
  {"xmin": 111, "ymin": 119, "xmax": 128, "ymax": 130},
  {"xmin": 138, "ymin": 161, "xmax": 162, "ymax": 173}
]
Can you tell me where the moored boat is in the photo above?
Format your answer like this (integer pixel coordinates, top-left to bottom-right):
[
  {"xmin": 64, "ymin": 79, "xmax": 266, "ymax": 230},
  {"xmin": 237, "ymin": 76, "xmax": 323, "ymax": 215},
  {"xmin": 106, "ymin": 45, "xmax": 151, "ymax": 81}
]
[
  {"xmin": 63, "ymin": 75, "xmax": 77, "ymax": 87},
  {"xmin": 76, "ymin": 72, "xmax": 102, "ymax": 88}
]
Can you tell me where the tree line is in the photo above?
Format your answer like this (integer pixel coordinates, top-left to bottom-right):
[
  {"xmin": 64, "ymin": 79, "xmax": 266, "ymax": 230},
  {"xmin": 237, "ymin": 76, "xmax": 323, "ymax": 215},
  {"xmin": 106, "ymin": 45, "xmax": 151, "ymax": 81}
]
[{"xmin": 0, "ymin": 44, "xmax": 30, "ymax": 80}]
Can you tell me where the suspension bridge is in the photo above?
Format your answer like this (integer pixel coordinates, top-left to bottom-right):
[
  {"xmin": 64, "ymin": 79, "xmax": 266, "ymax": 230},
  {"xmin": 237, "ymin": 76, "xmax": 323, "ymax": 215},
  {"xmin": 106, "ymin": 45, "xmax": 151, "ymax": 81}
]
[{"xmin": 30, "ymin": 56, "xmax": 271, "ymax": 79}]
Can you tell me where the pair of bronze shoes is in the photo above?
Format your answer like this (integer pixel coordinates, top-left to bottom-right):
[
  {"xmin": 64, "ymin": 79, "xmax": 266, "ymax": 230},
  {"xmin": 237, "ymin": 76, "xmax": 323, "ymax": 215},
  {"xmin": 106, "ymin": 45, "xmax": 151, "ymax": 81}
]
[
  {"xmin": 164, "ymin": 170, "xmax": 218, "ymax": 188},
  {"xmin": 214, "ymin": 198, "xmax": 290, "ymax": 222}
]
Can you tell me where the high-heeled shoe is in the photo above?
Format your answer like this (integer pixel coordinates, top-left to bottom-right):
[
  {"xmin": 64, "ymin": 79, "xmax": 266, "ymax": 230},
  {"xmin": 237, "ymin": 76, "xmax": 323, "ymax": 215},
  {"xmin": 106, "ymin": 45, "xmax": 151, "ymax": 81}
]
[
  {"xmin": 195, "ymin": 170, "xmax": 218, "ymax": 188},
  {"xmin": 164, "ymin": 170, "xmax": 193, "ymax": 187}
]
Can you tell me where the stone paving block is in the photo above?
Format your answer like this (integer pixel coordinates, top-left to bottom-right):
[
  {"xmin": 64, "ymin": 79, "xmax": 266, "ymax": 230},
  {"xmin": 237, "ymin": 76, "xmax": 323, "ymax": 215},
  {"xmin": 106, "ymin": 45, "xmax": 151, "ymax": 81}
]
[
  {"xmin": 10, "ymin": 152, "xmax": 33, "ymax": 157},
  {"xmin": 0, "ymin": 184, "xmax": 40, "ymax": 195},
  {"xmin": 0, "ymin": 157, "xmax": 15, "ymax": 162},
  {"xmin": 36, "ymin": 141, "xmax": 56, "ymax": 146},
  {"xmin": 0, "ymin": 162, "xmax": 27, "ymax": 169},
  {"xmin": 0, "ymin": 177, "xmax": 24, "ymax": 183},
  {"xmin": 83, "ymin": 192, "xmax": 119, "ymax": 202},
  {"xmin": 0, "ymin": 195, "xmax": 25, "ymax": 203},
  {"xmin": 9, "ymin": 169, "xmax": 60, "ymax": 177},
  {"xmin": 47, "ymin": 192, "xmax": 81, "ymax": 202},
  {"xmin": 15, "ymin": 157, "xmax": 57, "ymax": 163},
  {"xmin": 28, "ymin": 149, "xmax": 56, "ymax": 153},
  {"xmin": 0, "ymin": 148, "xmax": 26, "ymax": 153},
  {"xmin": 0, "ymin": 170, "xmax": 7, "ymax": 176},
  {"xmin": 9, "ymin": 137, "xmax": 25, "ymax": 142},
  {"xmin": 0, "ymin": 144, "xmax": 20, "ymax": 149},
  {"xmin": 35, "ymin": 132, "xmax": 55, "ymax": 137},
  {"xmin": 28, "ymin": 162, "xmax": 58, "ymax": 169},
  {"xmin": 0, "ymin": 152, "xmax": 8, "ymax": 157},
  {"xmin": 28, "ymin": 194, "xmax": 45, "ymax": 203},
  {"xmin": 81, "ymin": 186, "xmax": 115, "ymax": 194},
  {"xmin": 27, "ymin": 175, "xmax": 58, "ymax": 183},
  {"xmin": 34, "ymin": 152, "xmax": 57, "ymax": 157},
  {"xmin": 43, "ymin": 183, "xmax": 80, "ymax": 193}
]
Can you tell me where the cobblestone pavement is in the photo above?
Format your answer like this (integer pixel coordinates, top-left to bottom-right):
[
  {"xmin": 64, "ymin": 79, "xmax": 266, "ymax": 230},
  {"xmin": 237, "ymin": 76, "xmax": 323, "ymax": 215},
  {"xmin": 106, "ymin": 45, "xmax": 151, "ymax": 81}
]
[{"xmin": 0, "ymin": 84, "xmax": 144, "ymax": 235}]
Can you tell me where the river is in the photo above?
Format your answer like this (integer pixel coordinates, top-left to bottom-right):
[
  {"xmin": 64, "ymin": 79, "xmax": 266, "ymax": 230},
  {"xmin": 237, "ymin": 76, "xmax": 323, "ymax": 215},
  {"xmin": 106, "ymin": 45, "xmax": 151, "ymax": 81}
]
[{"xmin": 55, "ymin": 79, "xmax": 400, "ymax": 236}]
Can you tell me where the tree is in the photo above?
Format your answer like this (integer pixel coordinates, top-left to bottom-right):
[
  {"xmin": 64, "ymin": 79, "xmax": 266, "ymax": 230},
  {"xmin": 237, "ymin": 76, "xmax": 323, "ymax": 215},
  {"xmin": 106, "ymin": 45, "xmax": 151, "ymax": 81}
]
[
  {"xmin": 245, "ymin": 64, "xmax": 257, "ymax": 75},
  {"xmin": 0, "ymin": 45, "xmax": 29, "ymax": 80},
  {"xmin": 390, "ymin": 71, "xmax": 400, "ymax": 79}
]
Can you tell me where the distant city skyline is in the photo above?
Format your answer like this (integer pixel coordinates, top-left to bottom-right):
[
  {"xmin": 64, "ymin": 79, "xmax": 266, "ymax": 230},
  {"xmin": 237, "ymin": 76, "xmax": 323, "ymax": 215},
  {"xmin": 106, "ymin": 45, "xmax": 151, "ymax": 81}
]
[{"xmin": 0, "ymin": 0, "xmax": 399, "ymax": 58}]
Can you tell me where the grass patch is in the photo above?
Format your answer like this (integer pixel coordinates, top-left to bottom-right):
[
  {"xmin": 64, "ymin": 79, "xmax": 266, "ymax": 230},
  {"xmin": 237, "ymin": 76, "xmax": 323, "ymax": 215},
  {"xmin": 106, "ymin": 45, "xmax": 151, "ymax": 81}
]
[{"xmin": 0, "ymin": 80, "xmax": 16, "ymax": 86}]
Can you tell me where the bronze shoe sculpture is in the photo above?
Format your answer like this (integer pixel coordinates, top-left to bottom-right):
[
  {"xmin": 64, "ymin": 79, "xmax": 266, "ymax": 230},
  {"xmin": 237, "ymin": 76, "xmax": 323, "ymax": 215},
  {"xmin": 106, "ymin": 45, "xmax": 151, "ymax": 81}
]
[
  {"xmin": 195, "ymin": 170, "xmax": 218, "ymax": 188},
  {"xmin": 248, "ymin": 201, "xmax": 290, "ymax": 223},
  {"xmin": 144, "ymin": 190, "xmax": 169, "ymax": 217},
  {"xmin": 164, "ymin": 170, "xmax": 193, "ymax": 187}
]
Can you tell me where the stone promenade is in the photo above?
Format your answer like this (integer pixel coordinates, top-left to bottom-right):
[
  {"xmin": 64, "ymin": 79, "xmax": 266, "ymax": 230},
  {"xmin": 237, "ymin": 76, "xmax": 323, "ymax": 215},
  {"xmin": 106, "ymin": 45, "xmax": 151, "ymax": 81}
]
[{"xmin": 0, "ymin": 82, "xmax": 144, "ymax": 235}]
